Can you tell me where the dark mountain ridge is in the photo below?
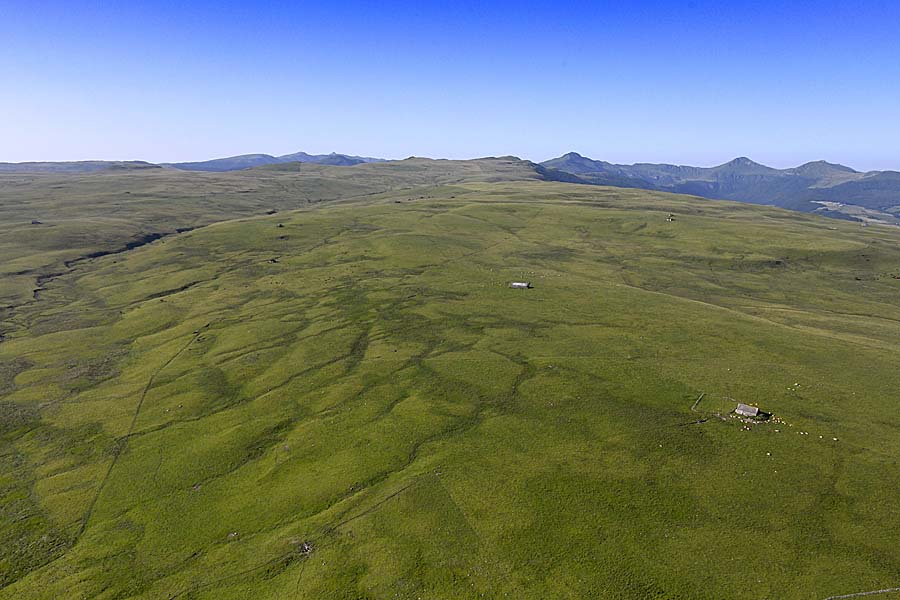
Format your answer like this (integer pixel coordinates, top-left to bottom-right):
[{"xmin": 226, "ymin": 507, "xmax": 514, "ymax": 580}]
[
  {"xmin": 541, "ymin": 152, "xmax": 900, "ymax": 223},
  {"xmin": 168, "ymin": 151, "xmax": 386, "ymax": 171}
]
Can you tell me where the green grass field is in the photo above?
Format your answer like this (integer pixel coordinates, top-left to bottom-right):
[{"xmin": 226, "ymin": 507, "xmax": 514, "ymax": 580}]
[{"xmin": 2, "ymin": 168, "xmax": 900, "ymax": 598}]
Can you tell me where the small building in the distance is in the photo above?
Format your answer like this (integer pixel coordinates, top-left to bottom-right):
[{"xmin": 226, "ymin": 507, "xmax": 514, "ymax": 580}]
[
  {"xmin": 509, "ymin": 282, "xmax": 532, "ymax": 289},
  {"xmin": 735, "ymin": 403, "xmax": 760, "ymax": 418}
]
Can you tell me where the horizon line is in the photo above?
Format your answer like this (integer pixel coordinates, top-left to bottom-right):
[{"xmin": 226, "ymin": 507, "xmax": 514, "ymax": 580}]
[{"xmin": 1, "ymin": 152, "xmax": 897, "ymax": 173}]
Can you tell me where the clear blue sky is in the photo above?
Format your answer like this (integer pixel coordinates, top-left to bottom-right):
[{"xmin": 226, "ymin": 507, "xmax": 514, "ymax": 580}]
[{"xmin": 2, "ymin": 0, "xmax": 899, "ymax": 169}]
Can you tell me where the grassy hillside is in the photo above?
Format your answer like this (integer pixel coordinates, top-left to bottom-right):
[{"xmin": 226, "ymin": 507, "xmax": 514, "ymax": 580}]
[
  {"xmin": 2, "ymin": 178, "xmax": 900, "ymax": 598},
  {"xmin": 0, "ymin": 157, "xmax": 544, "ymax": 332}
]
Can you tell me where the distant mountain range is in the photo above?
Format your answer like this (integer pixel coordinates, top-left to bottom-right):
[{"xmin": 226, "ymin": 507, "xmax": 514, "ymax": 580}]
[
  {"xmin": 166, "ymin": 151, "xmax": 386, "ymax": 171},
  {"xmin": 0, "ymin": 152, "xmax": 385, "ymax": 174},
  {"xmin": 541, "ymin": 153, "xmax": 900, "ymax": 224},
  {"xmin": 2, "ymin": 150, "xmax": 898, "ymax": 224},
  {"xmin": 0, "ymin": 160, "xmax": 161, "ymax": 173}
]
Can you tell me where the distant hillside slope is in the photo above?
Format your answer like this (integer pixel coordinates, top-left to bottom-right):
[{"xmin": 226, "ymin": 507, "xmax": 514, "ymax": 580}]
[
  {"xmin": 169, "ymin": 151, "xmax": 386, "ymax": 171},
  {"xmin": 278, "ymin": 151, "xmax": 385, "ymax": 166},
  {"xmin": 0, "ymin": 156, "xmax": 550, "ymax": 317},
  {"xmin": 168, "ymin": 153, "xmax": 281, "ymax": 172},
  {"xmin": 542, "ymin": 152, "xmax": 900, "ymax": 224},
  {"xmin": 0, "ymin": 161, "xmax": 160, "ymax": 173},
  {"xmin": 0, "ymin": 153, "xmax": 386, "ymax": 173}
]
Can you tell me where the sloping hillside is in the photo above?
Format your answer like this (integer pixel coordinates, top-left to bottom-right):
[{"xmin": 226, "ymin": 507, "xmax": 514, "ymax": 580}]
[
  {"xmin": 3, "ymin": 180, "xmax": 900, "ymax": 598},
  {"xmin": 0, "ymin": 157, "xmax": 550, "ymax": 318},
  {"xmin": 0, "ymin": 161, "xmax": 161, "ymax": 174}
]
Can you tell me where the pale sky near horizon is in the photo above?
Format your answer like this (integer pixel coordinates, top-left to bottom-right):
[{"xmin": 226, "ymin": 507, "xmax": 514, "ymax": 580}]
[{"xmin": 2, "ymin": 0, "xmax": 899, "ymax": 170}]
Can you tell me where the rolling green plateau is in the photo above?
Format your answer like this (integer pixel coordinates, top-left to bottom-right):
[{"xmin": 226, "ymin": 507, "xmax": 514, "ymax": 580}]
[
  {"xmin": 2, "ymin": 164, "xmax": 900, "ymax": 599},
  {"xmin": 0, "ymin": 157, "xmax": 544, "ymax": 323}
]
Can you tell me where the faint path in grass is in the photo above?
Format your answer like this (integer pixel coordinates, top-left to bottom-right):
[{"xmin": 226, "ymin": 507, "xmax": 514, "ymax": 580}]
[
  {"xmin": 823, "ymin": 587, "xmax": 900, "ymax": 599},
  {"xmin": 742, "ymin": 304, "xmax": 900, "ymax": 328},
  {"xmin": 78, "ymin": 322, "xmax": 212, "ymax": 536},
  {"xmin": 569, "ymin": 221, "xmax": 900, "ymax": 353},
  {"xmin": 613, "ymin": 278, "xmax": 900, "ymax": 353},
  {"xmin": 167, "ymin": 547, "xmax": 303, "ymax": 599},
  {"xmin": 329, "ymin": 479, "xmax": 420, "ymax": 531}
]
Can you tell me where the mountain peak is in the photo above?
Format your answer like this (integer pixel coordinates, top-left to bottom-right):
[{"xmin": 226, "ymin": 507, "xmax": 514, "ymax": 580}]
[
  {"xmin": 792, "ymin": 160, "xmax": 858, "ymax": 176},
  {"xmin": 540, "ymin": 152, "xmax": 614, "ymax": 176},
  {"xmin": 714, "ymin": 157, "xmax": 777, "ymax": 174},
  {"xmin": 726, "ymin": 157, "xmax": 761, "ymax": 167}
]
